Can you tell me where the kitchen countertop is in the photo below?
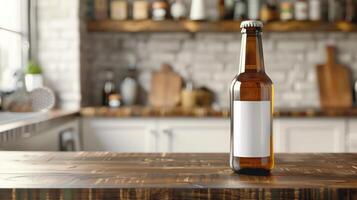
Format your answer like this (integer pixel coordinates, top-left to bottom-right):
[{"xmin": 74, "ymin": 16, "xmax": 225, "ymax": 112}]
[
  {"xmin": 81, "ymin": 106, "xmax": 357, "ymax": 118},
  {"xmin": 0, "ymin": 152, "xmax": 356, "ymax": 199},
  {"xmin": 0, "ymin": 110, "xmax": 78, "ymax": 143}
]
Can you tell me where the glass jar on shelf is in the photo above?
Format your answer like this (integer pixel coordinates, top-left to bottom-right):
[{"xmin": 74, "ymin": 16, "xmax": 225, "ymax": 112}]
[
  {"xmin": 279, "ymin": 1, "xmax": 293, "ymax": 21},
  {"xmin": 294, "ymin": 0, "xmax": 308, "ymax": 21},
  {"xmin": 151, "ymin": 0, "xmax": 170, "ymax": 21},
  {"xmin": 110, "ymin": 0, "xmax": 128, "ymax": 20},
  {"xmin": 133, "ymin": 0, "xmax": 149, "ymax": 20}
]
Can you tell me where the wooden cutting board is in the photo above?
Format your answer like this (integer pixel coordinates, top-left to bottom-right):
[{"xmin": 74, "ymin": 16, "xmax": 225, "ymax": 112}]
[
  {"xmin": 316, "ymin": 46, "xmax": 353, "ymax": 108},
  {"xmin": 149, "ymin": 64, "xmax": 182, "ymax": 108}
]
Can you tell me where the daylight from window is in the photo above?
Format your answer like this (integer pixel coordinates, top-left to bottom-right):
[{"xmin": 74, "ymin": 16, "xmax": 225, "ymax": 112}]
[{"xmin": 0, "ymin": 0, "xmax": 27, "ymax": 92}]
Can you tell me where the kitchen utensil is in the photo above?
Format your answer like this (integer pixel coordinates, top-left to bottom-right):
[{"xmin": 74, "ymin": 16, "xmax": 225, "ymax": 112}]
[
  {"xmin": 316, "ymin": 46, "xmax": 353, "ymax": 108},
  {"xmin": 149, "ymin": 64, "xmax": 182, "ymax": 108},
  {"xmin": 28, "ymin": 87, "xmax": 55, "ymax": 112}
]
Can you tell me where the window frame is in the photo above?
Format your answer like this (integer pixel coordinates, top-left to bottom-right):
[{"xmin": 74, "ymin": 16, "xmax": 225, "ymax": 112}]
[{"xmin": 0, "ymin": 0, "xmax": 34, "ymax": 91}]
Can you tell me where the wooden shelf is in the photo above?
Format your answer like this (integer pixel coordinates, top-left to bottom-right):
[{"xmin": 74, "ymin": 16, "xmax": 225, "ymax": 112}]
[{"xmin": 87, "ymin": 20, "xmax": 357, "ymax": 33}]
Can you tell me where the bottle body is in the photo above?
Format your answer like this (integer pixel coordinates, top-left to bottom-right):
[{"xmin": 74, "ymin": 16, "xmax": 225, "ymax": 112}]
[
  {"xmin": 230, "ymin": 72, "xmax": 274, "ymax": 174},
  {"xmin": 230, "ymin": 22, "xmax": 274, "ymax": 174}
]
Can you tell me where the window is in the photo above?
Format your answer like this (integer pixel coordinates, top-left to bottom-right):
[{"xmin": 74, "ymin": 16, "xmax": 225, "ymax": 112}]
[{"xmin": 0, "ymin": 0, "xmax": 29, "ymax": 92}]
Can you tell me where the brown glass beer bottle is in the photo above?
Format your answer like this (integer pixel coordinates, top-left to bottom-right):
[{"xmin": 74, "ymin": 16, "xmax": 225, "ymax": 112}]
[{"xmin": 230, "ymin": 20, "xmax": 274, "ymax": 175}]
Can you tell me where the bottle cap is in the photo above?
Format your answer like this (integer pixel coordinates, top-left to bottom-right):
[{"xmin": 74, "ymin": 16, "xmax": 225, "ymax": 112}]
[{"xmin": 240, "ymin": 20, "xmax": 264, "ymax": 29}]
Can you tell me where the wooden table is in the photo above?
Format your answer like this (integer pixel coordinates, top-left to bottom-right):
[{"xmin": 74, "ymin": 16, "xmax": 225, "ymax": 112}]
[{"xmin": 0, "ymin": 152, "xmax": 356, "ymax": 199}]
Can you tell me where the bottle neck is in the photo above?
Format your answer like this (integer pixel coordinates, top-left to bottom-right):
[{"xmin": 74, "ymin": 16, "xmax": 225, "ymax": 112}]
[{"xmin": 239, "ymin": 28, "xmax": 265, "ymax": 73}]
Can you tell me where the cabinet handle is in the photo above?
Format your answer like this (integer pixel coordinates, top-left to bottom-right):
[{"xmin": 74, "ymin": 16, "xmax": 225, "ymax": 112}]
[
  {"xmin": 162, "ymin": 129, "xmax": 173, "ymax": 152},
  {"xmin": 163, "ymin": 129, "xmax": 172, "ymax": 135},
  {"xmin": 150, "ymin": 129, "xmax": 158, "ymax": 136}
]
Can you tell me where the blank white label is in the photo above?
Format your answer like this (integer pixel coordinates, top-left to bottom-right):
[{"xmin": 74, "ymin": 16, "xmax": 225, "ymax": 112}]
[{"xmin": 233, "ymin": 101, "xmax": 271, "ymax": 157}]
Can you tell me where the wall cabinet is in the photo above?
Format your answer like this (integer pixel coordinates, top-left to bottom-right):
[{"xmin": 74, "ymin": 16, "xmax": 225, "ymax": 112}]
[{"xmin": 82, "ymin": 117, "xmax": 357, "ymax": 153}]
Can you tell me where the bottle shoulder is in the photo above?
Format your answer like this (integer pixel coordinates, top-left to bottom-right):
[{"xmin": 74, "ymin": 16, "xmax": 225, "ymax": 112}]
[{"xmin": 232, "ymin": 72, "xmax": 273, "ymax": 84}]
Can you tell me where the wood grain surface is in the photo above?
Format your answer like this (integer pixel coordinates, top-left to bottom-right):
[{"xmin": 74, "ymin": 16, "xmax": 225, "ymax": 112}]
[
  {"xmin": 87, "ymin": 20, "xmax": 357, "ymax": 33},
  {"xmin": 80, "ymin": 106, "xmax": 357, "ymax": 119},
  {"xmin": 0, "ymin": 152, "xmax": 357, "ymax": 199}
]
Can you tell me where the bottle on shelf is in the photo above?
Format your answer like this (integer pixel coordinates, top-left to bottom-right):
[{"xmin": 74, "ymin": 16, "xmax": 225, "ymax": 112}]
[
  {"xmin": 120, "ymin": 57, "xmax": 138, "ymax": 106},
  {"xmin": 224, "ymin": 0, "xmax": 235, "ymax": 19},
  {"xmin": 102, "ymin": 69, "xmax": 116, "ymax": 107},
  {"xmin": 309, "ymin": 0, "xmax": 321, "ymax": 21},
  {"xmin": 279, "ymin": 1, "xmax": 293, "ymax": 21},
  {"xmin": 218, "ymin": 0, "xmax": 225, "ymax": 20},
  {"xmin": 328, "ymin": 0, "xmax": 343, "ymax": 22},
  {"xmin": 110, "ymin": 0, "xmax": 128, "ymax": 20},
  {"xmin": 345, "ymin": 0, "xmax": 356, "ymax": 23},
  {"xmin": 230, "ymin": 20, "xmax": 274, "ymax": 175},
  {"xmin": 171, "ymin": 0, "xmax": 187, "ymax": 20},
  {"xmin": 233, "ymin": 0, "xmax": 247, "ymax": 21},
  {"xmin": 208, "ymin": 0, "xmax": 220, "ymax": 21},
  {"xmin": 294, "ymin": 0, "xmax": 309, "ymax": 21},
  {"xmin": 152, "ymin": 0, "xmax": 170, "ymax": 21},
  {"xmin": 94, "ymin": 0, "xmax": 109, "ymax": 20},
  {"xmin": 133, "ymin": 0, "xmax": 149, "ymax": 20},
  {"xmin": 248, "ymin": 0, "xmax": 261, "ymax": 20},
  {"xmin": 87, "ymin": 0, "xmax": 95, "ymax": 20},
  {"xmin": 190, "ymin": 0, "xmax": 206, "ymax": 20},
  {"xmin": 260, "ymin": 0, "xmax": 278, "ymax": 23}
]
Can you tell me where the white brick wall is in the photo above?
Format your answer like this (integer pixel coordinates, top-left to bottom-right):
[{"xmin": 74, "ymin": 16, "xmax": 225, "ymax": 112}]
[
  {"xmin": 36, "ymin": 1, "xmax": 357, "ymax": 109},
  {"xmin": 84, "ymin": 31, "xmax": 357, "ymax": 108},
  {"xmin": 37, "ymin": 0, "xmax": 81, "ymax": 109}
]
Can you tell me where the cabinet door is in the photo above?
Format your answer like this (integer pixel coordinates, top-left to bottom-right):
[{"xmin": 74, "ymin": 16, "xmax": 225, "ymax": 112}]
[
  {"xmin": 346, "ymin": 119, "xmax": 357, "ymax": 152},
  {"xmin": 82, "ymin": 118, "xmax": 158, "ymax": 152},
  {"xmin": 1, "ymin": 119, "xmax": 79, "ymax": 151},
  {"xmin": 159, "ymin": 118, "xmax": 230, "ymax": 153},
  {"xmin": 274, "ymin": 119, "xmax": 346, "ymax": 153}
]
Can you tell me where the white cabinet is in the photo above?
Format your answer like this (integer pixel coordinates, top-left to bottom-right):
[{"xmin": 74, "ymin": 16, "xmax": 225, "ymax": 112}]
[
  {"xmin": 1, "ymin": 119, "xmax": 79, "ymax": 151},
  {"xmin": 82, "ymin": 117, "xmax": 351, "ymax": 153},
  {"xmin": 274, "ymin": 119, "xmax": 346, "ymax": 153},
  {"xmin": 346, "ymin": 119, "xmax": 357, "ymax": 152},
  {"xmin": 82, "ymin": 118, "xmax": 157, "ymax": 152},
  {"xmin": 82, "ymin": 118, "xmax": 229, "ymax": 152},
  {"xmin": 159, "ymin": 119, "xmax": 230, "ymax": 152}
]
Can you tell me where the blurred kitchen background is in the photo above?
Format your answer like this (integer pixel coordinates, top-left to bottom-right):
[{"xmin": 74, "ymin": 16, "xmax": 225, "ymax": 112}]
[{"xmin": 1, "ymin": 0, "xmax": 357, "ymax": 153}]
